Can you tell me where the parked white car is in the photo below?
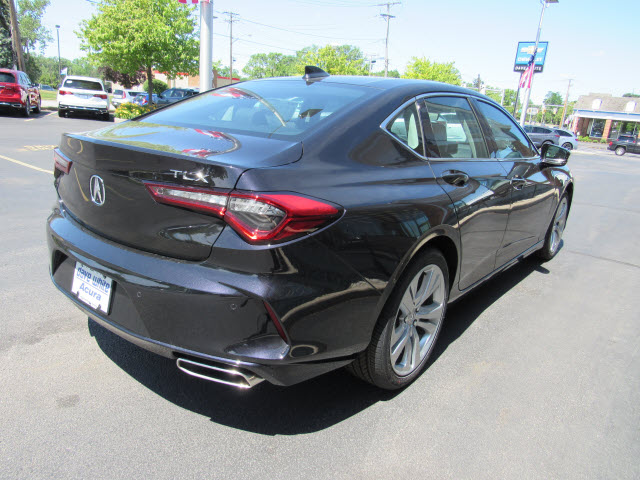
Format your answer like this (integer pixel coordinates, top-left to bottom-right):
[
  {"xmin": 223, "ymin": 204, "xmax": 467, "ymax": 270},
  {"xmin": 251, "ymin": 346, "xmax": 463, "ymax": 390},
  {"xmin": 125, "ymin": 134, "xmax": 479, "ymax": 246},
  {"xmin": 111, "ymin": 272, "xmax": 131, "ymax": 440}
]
[
  {"xmin": 58, "ymin": 76, "xmax": 111, "ymax": 120},
  {"xmin": 112, "ymin": 89, "xmax": 143, "ymax": 108}
]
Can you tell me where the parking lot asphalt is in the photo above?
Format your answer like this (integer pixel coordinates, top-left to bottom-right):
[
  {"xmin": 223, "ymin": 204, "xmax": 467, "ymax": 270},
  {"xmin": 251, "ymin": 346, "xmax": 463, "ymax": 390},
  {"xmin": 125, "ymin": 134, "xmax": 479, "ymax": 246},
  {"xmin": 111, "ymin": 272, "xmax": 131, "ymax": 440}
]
[{"xmin": 1, "ymin": 111, "xmax": 639, "ymax": 479}]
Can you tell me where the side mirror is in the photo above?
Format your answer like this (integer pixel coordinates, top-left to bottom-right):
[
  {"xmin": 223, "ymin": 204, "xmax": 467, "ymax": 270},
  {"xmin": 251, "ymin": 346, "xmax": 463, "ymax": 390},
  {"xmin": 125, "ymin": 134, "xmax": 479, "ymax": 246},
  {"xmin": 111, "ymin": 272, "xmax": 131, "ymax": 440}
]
[{"xmin": 541, "ymin": 143, "xmax": 570, "ymax": 167}]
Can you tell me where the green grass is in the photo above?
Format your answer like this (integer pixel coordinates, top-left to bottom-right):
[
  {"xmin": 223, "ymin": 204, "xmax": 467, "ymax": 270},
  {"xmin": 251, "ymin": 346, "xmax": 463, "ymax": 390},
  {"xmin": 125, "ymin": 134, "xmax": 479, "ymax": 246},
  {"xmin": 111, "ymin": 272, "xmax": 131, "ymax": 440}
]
[{"xmin": 41, "ymin": 90, "xmax": 57, "ymax": 101}]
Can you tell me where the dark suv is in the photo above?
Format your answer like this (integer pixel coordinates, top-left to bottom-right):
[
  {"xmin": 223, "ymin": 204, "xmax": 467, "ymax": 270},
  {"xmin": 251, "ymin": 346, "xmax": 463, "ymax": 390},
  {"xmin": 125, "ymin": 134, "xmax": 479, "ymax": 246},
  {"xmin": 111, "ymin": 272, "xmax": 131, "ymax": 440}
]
[
  {"xmin": 608, "ymin": 134, "xmax": 639, "ymax": 156},
  {"xmin": 523, "ymin": 125, "xmax": 560, "ymax": 148},
  {"xmin": 157, "ymin": 88, "xmax": 198, "ymax": 106}
]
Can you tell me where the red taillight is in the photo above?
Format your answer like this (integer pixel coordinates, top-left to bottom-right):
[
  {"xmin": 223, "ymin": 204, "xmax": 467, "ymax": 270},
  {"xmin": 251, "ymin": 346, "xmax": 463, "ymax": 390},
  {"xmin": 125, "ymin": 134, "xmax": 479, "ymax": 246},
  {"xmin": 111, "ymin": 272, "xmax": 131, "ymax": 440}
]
[
  {"xmin": 53, "ymin": 149, "xmax": 72, "ymax": 174},
  {"xmin": 94, "ymin": 94, "xmax": 108, "ymax": 99},
  {"xmin": 58, "ymin": 90, "xmax": 72, "ymax": 95},
  {"xmin": 1, "ymin": 84, "xmax": 17, "ymax": 93},
  {"xmin": 144, "ymin": 182, "xmax": 341, "ymax": 244},
  {"xmin": 609, "ymin": 141, "xmax": 613, "ymax": 146}
]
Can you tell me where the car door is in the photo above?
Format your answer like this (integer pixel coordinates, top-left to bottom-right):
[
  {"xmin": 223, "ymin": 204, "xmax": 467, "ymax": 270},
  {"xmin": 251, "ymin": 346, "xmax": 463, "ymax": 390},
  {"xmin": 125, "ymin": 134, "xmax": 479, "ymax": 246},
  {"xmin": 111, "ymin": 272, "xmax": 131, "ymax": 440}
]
[
  {"xmin": 418, "ymin": 95, "xmax": 511, "ymax": 291},
  {"xmin": 472, "ymin": 99, "xmax": 556, "ymax": 267}
]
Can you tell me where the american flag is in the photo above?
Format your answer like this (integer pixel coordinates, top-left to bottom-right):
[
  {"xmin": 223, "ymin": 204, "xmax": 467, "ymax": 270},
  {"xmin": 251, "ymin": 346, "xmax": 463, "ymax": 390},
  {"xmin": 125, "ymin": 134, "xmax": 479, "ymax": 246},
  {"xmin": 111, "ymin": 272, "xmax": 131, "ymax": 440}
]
[{"xmin": 519, "ymin": 54, "xmax": 535, "ymax": 89}]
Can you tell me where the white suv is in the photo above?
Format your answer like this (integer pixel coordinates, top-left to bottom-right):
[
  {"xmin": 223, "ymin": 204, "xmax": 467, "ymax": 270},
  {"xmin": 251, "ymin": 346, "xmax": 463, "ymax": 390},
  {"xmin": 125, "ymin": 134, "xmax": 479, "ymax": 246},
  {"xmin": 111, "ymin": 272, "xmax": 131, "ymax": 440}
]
[
  {"xmin": 112, "ymin": 89, "xmax": 143, "ymax": 108},
  {"xmin": 58, "ymin": 76, "xmax": 111, "ymax": 120}
]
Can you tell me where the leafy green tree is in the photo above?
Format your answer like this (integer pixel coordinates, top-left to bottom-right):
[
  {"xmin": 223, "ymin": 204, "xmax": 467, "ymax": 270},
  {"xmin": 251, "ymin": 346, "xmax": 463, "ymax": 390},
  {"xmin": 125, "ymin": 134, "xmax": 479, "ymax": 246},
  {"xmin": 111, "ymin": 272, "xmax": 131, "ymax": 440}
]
[
  {"xmin": 402, "ymin": 57, "xmax": 461, "ymax": 85},
  {"xmin": 1, "ymin": 1, "xmax": 16, "ymax": 68},
  {"xmin": 543, "ymin": 91, "xmax": 563, "ymax": 106},
  {"xmin": 243, "ymin": 52, "xmax": 297, "ymax": 79},
  {"xmin": 622, "ymin": 93, "xmax": 640, "ymax": 98},
  {"xmin": 77, "ymin": 0, "xmax": 199, "ymax": 103},
  {"xmin": 295, "ymin": 44, "xmax": 368, "ymax": 76},
  {"xmin": 17, "ymin": 0, "xmax": 51, "ymax": 54},
  {"xmin": 143, "ymin": 78, "xmax": 167, "ymax": 94},
  {"xmin": 371, "ymin": 69, "xmax": 400, "ymax": 78}
]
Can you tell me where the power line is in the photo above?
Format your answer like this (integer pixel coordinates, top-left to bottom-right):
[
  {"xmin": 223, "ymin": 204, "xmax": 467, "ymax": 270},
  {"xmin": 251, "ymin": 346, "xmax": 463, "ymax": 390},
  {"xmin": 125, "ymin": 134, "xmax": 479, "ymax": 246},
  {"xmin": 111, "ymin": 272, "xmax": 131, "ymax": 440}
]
[
  {"xmin": 377, "ymin": 2, "xmax": 400, "ymax": 77},
  {"xmin": 239, "ymin": 17, "xmax": 379, "ymax": 41}
]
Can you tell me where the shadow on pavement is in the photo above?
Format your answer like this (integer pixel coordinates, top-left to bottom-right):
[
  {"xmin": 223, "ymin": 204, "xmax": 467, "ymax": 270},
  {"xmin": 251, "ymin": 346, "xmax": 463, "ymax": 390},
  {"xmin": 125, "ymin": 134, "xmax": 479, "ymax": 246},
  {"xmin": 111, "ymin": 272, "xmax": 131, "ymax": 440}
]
[{"xmin": 89, "ymin": 254, "xmax": 548, "ymax": 435}]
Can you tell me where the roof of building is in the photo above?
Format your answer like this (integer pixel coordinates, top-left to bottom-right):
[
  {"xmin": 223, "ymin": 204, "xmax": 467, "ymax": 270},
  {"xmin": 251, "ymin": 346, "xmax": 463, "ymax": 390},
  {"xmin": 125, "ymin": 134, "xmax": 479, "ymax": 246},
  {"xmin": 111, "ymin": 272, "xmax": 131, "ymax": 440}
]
[{"xmin": 575, "ymin": 93, "xmax": 640, "ymax": 114}]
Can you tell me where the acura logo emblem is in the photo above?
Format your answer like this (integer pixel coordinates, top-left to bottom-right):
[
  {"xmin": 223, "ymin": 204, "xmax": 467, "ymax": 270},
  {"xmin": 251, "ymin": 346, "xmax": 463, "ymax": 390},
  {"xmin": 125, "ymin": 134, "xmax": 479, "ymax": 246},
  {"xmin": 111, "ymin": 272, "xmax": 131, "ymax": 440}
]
[{"xmin": 90, "ymin": 175, "xmax": 105, "ymax": 206}]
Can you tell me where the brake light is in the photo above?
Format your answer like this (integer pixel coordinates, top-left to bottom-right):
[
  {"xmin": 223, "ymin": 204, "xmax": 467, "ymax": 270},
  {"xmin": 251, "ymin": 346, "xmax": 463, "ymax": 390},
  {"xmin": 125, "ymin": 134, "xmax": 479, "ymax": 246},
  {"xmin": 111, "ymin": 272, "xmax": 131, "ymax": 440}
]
[
  {"xmin": 53, "ymin": 149, "xmax": 72, "ymax": 174},
  {"xmin": 144, "ymin": 183, "xmax": 341, "ymax": 244},
  {"xmin": 609, "ymin": 141, "xmax": 613, "ymax": 146},
  {"xmin": 58, "ymin": 90, "xmax": 72, "ymax": 95},
  {"xmin": 94, "ymin": 94, "xmax": 108, "ymax": 99}
]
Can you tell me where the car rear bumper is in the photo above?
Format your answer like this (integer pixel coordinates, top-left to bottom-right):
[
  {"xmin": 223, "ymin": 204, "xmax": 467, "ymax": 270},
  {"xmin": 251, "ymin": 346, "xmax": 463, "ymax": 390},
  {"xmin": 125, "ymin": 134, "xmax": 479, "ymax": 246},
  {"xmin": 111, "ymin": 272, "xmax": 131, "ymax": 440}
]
[
  {"xmin": 47, "ymin": 202, "xmax": 374, "ymax": 386},
  {"xmin": 0, "ymin": 100, "xmax": 24, "ymax": 108},
  {"xmin": 59, "ymin": 103, "xmax": 108, "ymax": 114}
]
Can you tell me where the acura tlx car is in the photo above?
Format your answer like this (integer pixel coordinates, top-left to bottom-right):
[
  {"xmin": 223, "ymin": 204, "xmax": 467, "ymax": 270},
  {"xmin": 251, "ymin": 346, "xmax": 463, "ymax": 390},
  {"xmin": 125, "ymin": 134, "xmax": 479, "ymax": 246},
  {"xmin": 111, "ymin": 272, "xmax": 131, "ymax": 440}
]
[{"xmin": 47, "ymin": 67, "xmax": 573, "ymax": 390}]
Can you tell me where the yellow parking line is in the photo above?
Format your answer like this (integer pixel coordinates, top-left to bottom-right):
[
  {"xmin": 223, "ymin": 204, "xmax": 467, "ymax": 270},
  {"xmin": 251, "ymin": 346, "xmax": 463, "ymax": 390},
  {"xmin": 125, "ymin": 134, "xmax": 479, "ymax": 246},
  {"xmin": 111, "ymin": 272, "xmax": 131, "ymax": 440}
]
[
  {"xmin": 0, "ymin": 154, "xmax": 53, "ymax": 175},
  {"xmin": 25, "ymin": 118, "xmax": 35, "ymax": 122}
]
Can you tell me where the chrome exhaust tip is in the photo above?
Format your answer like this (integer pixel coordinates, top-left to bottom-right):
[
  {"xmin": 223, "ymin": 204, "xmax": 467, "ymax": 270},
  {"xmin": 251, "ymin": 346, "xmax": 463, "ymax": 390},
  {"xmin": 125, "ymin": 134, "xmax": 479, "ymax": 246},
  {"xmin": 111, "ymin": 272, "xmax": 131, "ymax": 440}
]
[{"xmin": 176, "ymin": 357, "xmax": 264, "ymax": 389}]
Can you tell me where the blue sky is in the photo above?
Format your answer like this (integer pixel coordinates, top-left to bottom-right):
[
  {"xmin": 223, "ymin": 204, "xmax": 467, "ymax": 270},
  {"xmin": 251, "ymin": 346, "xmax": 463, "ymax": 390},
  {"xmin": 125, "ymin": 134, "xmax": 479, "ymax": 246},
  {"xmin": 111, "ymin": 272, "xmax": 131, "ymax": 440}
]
[{"xmin": 43, "ymin": 0, "xmax": 639, "ymax": 103}]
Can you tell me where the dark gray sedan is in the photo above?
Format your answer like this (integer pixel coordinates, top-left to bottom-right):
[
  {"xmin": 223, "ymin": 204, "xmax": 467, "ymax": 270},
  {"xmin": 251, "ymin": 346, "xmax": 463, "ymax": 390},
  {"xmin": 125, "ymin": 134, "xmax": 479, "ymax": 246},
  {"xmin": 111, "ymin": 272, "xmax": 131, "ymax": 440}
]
[
  {"xmin": 524, "ymin": 125, "xmax": 561, "ymax": 147},
  {"xmin": 157, "ymin": 88, "xmax": 198, "ymax": 106}
]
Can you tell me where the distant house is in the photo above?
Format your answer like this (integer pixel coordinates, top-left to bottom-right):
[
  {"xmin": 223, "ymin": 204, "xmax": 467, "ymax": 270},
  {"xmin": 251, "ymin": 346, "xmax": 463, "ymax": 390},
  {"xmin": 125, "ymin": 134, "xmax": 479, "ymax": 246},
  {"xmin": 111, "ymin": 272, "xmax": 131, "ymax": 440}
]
[{"xmin": 572, "ymin": 93, "xmax": 640, "ymax": 139}]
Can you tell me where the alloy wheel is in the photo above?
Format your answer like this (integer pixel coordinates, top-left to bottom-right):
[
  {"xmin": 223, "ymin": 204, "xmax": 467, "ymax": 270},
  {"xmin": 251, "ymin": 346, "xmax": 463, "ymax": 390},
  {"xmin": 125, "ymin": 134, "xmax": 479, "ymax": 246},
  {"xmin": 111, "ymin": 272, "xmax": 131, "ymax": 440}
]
[
  {"xmin": 390, "ymin": 264, "xmax": 445, "ymax": 376},
  {"xmin": 549, "ymin": 196, "xmax": 568, "ymax": 254}
]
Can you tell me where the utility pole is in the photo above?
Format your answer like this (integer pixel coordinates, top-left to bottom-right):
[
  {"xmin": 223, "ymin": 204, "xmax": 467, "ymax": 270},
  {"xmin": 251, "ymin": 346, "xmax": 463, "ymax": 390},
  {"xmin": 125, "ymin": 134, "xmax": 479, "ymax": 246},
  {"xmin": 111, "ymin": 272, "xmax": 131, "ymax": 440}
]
[
  {"xmin": 377, "ymin": 2, "xmax": 399, "ymax": 77},
  {"xmin": 560, "ymin": 78, "xmax": 573, "ymax": 128},
  {"xmin": 7, "ymin": 0, "xmax": 25, "ymax": 71},
  {"xmin": 199, "ymin": 0, "xmax": 213, "ymax": 92},
  {"xmin": 223, "ymin": 11, "xmax": 238, "ymax": 85}
]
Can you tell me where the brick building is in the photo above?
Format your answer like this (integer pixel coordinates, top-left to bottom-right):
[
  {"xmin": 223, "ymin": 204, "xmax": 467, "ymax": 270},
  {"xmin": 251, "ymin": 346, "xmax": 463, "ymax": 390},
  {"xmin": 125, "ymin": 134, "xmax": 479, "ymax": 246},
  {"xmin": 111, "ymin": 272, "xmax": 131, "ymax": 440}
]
[{"xmin": 572, "ymin": 93, "xmax": 640, "ymax": 139}]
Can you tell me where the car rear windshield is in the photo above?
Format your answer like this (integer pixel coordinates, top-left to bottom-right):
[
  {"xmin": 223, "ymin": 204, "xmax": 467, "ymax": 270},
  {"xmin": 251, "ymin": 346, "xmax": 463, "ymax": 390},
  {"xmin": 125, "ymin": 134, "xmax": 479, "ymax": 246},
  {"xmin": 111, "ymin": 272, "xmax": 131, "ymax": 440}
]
[
  {"xmin": 0, "ymin": 72, "xmax": 16, "ymax": 83},
  {"xmin": 141, "ymin": 80, "xmax": 374, "ymax": 138},
  {"xmin": 63, "ymin": 79, "xmax": 103, "ymax": 91}
]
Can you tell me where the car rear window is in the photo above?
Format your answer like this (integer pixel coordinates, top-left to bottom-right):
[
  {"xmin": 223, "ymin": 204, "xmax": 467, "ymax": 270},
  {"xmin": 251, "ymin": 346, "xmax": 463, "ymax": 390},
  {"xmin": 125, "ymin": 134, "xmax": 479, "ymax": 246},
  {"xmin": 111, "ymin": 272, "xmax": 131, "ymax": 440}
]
[
  {"xmin": 141, "ymin": 81, "xmax": 374, "ymax": 138},
  {"xmin": 0, "ymin": 72, "xmax": 16, "ymax": 83},
  {"xmin": 63, "ymin": 79, "xmax": 103, "ymax": 91}
]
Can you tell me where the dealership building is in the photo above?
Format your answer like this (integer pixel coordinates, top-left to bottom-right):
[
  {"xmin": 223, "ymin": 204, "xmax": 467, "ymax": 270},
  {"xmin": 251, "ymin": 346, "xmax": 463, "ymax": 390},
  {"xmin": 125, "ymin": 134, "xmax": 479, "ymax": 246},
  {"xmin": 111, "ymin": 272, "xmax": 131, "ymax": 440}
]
[{"xmin": 572, "ymin": 93, "xmax": 640, "ymax": 139}]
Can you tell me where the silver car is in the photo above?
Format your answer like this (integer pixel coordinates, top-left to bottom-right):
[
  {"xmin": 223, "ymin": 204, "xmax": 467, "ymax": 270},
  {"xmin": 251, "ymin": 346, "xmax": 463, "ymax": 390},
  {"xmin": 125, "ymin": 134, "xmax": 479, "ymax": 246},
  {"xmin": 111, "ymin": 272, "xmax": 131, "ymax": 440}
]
[
  {"xmin": 523, "ymin": 125, "xmax": 560, "ymax": 148},
  {"xmin": 554, "ymin": 129, "xmax": 578, "ymax": 150}
]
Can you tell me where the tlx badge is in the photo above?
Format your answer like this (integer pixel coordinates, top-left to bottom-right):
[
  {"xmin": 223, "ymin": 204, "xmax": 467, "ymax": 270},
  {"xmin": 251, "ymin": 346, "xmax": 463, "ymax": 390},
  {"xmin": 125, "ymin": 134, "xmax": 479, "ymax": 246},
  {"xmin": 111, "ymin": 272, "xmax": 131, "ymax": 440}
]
[{"xmin": 168, "ymin": 169, "xmax": 211, "ymax": 183}]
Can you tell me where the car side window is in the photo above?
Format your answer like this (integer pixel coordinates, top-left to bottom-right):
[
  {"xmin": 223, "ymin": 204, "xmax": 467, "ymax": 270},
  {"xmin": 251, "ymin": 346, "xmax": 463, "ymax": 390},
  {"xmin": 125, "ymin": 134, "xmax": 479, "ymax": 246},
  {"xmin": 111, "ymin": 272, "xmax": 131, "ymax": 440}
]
[
  {"xmin": 385, "ymin": 102, "xmax": 424, "ymax": 155},
  {"xmin": 474, "ymin": 100, "xmax": 537, "ymax": 159},
  {"xmin": 420, "ymin": 96, "xmax": 488, "ymax": 159}
]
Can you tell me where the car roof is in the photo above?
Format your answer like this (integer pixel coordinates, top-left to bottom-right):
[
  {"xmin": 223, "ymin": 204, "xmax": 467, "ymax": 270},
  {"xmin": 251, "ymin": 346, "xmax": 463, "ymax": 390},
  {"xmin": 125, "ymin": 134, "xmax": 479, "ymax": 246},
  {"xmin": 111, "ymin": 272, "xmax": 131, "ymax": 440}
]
[
  {"xmin": 0, "ymin": 68, "xmax": 19, "ymax": 75},
  {"xmin": 62, "ymin": 75, "xmax": 104, "ymax": 82}
]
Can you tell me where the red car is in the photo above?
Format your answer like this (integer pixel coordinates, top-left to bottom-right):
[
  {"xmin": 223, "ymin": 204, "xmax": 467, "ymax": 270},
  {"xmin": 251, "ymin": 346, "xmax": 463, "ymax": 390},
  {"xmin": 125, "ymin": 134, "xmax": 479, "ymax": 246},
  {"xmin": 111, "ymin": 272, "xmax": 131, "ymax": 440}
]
[{"xmin": 0, "ymin": 68, "xmax": 41, "ymax": 117}]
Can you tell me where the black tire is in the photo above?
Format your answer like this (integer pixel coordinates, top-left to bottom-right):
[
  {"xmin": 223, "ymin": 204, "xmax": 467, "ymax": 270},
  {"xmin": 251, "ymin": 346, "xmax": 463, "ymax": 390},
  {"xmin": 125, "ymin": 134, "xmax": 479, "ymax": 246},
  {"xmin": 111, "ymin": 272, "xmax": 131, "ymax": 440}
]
[
  {"xmin": 542, "ymin": 140, "xmax": 552, "ymax": 147},
  {"xmin": 33, "ymin": 96, "xmax": 41, "ymax": 114},
  {"xmin": 348, "ymin": 248, "xmax": 449, "ymax": 390},
  {"xmin": 102, "ymin": 112, "xmax": 112, "ymax": 121},
  {"xmin": 22, "ymin": 101, "xmax": 30, "ymax": 117},
  {"xmin": 58, "ymin": 109, "xmax": 65, "ymax": 118},
  {"xmin": 538, "ymin": 193, "xmax": 569, "ymax": 261},
  {"xmin": 561, "ymin": 142, "xmax": 573, "ymax": 150},
  {"xmin": 615, "ymin": 146, "xmax": 626, "ymax": 156}
]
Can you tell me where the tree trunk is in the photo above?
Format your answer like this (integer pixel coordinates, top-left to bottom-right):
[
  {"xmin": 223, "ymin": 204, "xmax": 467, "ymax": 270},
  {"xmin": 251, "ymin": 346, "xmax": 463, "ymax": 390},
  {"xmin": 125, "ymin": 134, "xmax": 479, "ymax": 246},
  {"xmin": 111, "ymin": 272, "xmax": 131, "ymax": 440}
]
[{"xmin": 146, "ymin": 65, "xmax": 153, "ymax": 106}]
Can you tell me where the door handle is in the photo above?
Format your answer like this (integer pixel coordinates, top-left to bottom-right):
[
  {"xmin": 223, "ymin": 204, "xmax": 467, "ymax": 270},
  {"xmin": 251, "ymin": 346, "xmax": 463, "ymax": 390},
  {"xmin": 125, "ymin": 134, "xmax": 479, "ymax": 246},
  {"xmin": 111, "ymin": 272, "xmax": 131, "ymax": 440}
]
[
  {"xmin": 442, "ymin": 170, "xmax": 469, "ymax": 187},
  {"xmin": 511, "ymin": 176, "xmax": 527, "ymax": 190}
]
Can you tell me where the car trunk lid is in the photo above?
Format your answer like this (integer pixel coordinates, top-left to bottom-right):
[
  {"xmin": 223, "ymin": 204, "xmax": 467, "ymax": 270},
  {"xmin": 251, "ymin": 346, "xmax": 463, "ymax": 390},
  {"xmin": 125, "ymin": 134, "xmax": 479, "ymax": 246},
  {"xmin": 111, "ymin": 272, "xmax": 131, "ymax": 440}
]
[{"xmin": 56, "ymin": 121, "xmax": 303, "ymax": 260}]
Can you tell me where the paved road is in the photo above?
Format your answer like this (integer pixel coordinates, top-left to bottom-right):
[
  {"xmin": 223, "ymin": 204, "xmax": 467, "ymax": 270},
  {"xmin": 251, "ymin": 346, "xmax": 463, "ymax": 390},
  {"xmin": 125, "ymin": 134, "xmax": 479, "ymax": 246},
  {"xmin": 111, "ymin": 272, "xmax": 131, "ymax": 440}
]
[{"xmin": 1, "ymin": 111, "xmax": 639, "ymax": 479}]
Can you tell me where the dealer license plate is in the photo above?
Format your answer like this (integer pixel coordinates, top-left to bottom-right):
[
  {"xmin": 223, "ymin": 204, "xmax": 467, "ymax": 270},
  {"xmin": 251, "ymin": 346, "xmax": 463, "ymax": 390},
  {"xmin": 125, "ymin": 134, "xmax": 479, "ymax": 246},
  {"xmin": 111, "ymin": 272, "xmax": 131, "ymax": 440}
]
[{"xmin": 71, "ymin": 262, "xmax": 113, "ymax": 313}]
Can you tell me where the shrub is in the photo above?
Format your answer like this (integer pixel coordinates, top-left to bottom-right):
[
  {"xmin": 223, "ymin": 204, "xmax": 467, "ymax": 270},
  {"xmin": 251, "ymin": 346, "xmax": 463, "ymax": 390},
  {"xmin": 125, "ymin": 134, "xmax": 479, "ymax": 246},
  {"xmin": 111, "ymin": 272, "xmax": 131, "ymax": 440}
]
[
  {"xmin": 114, "ymin": 102, "xmax": 157, "ymax": 119},
  {"xmin": 143, "ymin": 79, "xmax": 168, "ymax": 95}
]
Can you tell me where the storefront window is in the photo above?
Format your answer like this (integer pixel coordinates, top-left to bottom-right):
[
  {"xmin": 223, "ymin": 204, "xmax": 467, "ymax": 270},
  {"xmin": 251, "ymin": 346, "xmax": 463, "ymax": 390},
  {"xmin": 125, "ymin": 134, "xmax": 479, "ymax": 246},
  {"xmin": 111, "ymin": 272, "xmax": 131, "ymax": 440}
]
[{"xmin": 590, "ymin": 119, "xmax": 605, "ymax": 138}]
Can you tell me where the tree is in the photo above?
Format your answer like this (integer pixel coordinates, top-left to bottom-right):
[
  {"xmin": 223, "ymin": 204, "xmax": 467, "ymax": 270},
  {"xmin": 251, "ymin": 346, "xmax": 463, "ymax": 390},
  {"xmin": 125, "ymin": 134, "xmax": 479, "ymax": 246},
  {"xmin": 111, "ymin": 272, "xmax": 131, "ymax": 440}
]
[
  {"xmin": 402, "ymin": 57, "xmax": 461, "ymax": 85},
  {"xmin": 0, "ymin": 2, "xmax": 15, "ymax": 68},
  {"xmin": 371, "ymin": 69, "xmax": 400, "ymax": 78},
  {"xmin": 17, "ymin": 0, "xmax": 51, "ymax": 54},
  {"xmin": 243, "ymin": 52, "xmax": 297, "ymax": 79},
  {"xmin": 295, "ymin": 44, "xmax": 368, "ymax": 76},
  {"xmin": 623, "ymin": 93, "xmax": 640, "ymax": 98},
  {"xmin": 77, "ymin": 0, "xmax": 199, "ymax": 103},
  {"xmin": 100, "ymin": 66, "xmax": 145, "ymax": 89},
  {"xmin": 543, "ymin": 91, "xmax": 563, "ymax": 106},
  {"xmin": 143, "ymin": 78, "xmax": 167, "ymax": 94}
]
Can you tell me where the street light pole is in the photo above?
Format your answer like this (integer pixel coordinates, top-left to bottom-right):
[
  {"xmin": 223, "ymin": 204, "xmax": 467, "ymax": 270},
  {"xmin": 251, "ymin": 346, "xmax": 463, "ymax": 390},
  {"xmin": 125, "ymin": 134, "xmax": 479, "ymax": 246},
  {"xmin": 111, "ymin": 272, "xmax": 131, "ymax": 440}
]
[
  {"xmin": 519, "ymin": 0, "xmax": 558, "ymax": 126},
  {"xmin": 55, "ymin": 25, "xmax": 61, "ymax": 85}
]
